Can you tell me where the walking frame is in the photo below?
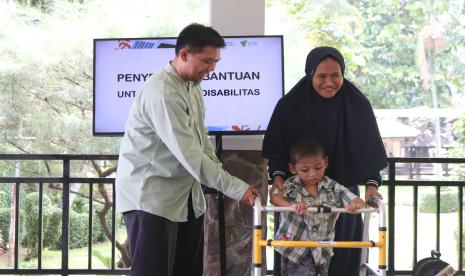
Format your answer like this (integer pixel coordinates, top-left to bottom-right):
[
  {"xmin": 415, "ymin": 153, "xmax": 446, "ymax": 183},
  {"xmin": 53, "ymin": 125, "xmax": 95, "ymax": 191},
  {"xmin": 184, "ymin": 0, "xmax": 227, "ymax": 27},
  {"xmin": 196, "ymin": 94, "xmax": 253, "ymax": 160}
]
[{"xmin": 252, "ymin": 197, "xmax": 387, "ymax": 276}]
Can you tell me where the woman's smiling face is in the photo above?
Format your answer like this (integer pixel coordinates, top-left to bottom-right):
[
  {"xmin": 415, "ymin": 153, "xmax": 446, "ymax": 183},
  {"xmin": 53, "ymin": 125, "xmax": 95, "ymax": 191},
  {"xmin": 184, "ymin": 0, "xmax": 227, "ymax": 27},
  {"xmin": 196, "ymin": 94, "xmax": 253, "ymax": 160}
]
[{"xmin": 311, "ymin": 57, "xmax": 343, "ymax": 99}]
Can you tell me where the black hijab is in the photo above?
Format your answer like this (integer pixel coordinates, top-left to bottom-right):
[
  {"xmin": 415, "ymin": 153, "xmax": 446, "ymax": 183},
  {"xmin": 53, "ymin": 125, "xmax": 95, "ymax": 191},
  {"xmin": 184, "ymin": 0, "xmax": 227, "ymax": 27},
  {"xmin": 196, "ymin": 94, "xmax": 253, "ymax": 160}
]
[{"xmin": 263, "ymin": 46, "xmax": 387, "ymax": 187}]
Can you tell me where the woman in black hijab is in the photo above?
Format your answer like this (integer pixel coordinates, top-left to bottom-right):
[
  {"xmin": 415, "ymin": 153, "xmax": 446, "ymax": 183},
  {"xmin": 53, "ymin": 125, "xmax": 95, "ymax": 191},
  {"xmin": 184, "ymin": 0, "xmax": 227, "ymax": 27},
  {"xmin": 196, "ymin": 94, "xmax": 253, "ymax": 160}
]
[{"xmin": 263, "ymin": 46, "xmax": 387, "ymax": 276}]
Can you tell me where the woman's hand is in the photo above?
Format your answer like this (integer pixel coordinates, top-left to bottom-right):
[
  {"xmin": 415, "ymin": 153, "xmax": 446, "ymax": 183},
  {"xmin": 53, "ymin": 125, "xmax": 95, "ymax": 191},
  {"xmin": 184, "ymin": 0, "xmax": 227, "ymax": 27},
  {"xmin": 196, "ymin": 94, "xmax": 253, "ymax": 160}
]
[
  {"xmin": 272, "ymin": 175, "xmax": 285, "ymax": 193},
  {"xmin": 365, "ymin": 185, "xmax": 383, "ymax": 207}
]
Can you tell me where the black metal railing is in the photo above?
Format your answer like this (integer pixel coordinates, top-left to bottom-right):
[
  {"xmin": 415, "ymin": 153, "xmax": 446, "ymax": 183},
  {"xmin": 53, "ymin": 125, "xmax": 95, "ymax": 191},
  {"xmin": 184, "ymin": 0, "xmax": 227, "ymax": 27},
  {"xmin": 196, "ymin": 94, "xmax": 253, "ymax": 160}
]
[
  {"xmin": 0, "ymin": 155, "xmax": 464, "ymax": 275},
  {"xmin": 386, "ymin": 157, "xmax": 465, "ymax": 275},
  {"xmin": 0, "ymin": 154, "xmax": 125, "ymax": 275}
]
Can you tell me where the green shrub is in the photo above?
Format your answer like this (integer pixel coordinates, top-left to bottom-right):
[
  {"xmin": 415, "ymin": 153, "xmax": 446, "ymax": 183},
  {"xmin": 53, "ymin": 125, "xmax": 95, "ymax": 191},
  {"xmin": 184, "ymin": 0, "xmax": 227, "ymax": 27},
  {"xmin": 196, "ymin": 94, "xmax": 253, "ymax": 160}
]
[
  {"xmin": 70, "ymin": 205, "xmax": 116, "ymax": 247},
  {"xmin": 69, "ymin": 210, "xmax": 88, "ymax": 248},
  {"xmin": 0, "ymin": 184, "xmax": 12, "ymax": 208},
  {"xmin": 17, "ymin": 192, "xmax": 117, "ymax": 253},
  {"xmin": 72, "ymin": 197, "xmax": 88, "ymax": 214},
  {"xmin": 21, "ymin": 192, "xmax": 53, "ymax": 258},
  {"xmin": 419, "ymin": 192, "xmax": 460, "ymax": 213},
  {"xmin": 0, "ymin": 207, "xmax": 25, "ymax": 247},
  {"xmin": 92, "ymin": 205, "xmax": 112, "ymax": 242},
  {"xmin": 44, "ymin": 206, "xmax": 62, "ymax": 250},
  {"xmin": 74, "ymin": 199, "xmax": 108, "ymax": 242},
  {"xmin": 45, "ymin": 202, "xmax": 116, "ymax": 249},
  {"xmin": 0, "ymin": 208, "xmax": 10, "ymax": 247},
  {"xmin": 0, "ymin": 228, "xmax": 3, "ymax": 251}
]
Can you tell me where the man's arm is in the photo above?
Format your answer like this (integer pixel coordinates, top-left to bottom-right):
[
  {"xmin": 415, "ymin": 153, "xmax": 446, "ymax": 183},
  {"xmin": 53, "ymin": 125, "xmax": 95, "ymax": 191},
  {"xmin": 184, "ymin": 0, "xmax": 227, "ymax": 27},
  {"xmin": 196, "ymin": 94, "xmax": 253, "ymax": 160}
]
[
  {"xmin": 203, "ymin": 132, "xmax": 221, "ymax": 164},
  {"xmin": 141, "ymin": 84, "xmax": 251, "ymax": 201}
]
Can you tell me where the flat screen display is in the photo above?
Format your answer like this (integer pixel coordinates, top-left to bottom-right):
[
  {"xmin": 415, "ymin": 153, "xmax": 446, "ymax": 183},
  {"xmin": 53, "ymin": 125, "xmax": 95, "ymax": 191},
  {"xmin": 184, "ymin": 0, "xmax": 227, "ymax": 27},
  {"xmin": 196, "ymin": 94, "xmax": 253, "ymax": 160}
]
[{"xmin": 93, "ymin": 36, "xmax": 284, "ymax": 136}]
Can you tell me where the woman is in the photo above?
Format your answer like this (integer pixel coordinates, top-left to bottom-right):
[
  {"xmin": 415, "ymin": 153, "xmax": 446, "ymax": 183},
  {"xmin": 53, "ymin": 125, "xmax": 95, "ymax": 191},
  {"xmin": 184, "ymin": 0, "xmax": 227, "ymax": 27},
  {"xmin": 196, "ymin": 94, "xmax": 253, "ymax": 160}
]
[{"xmin": 263, "ymin": 46, "xmax": 387, "ymax": 276}]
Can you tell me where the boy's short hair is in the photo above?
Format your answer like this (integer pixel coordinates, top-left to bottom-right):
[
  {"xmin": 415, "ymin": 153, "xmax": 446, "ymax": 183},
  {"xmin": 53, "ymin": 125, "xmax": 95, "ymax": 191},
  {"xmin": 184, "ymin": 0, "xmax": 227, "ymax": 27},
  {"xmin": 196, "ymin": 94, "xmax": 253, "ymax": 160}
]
[
  {"xmin": 175, "ymin": 23, "xmax": 225, "ymax": 55},
  {"xmin": 290, "ymin": 141, "xmax": 326, "ymax": 164}
]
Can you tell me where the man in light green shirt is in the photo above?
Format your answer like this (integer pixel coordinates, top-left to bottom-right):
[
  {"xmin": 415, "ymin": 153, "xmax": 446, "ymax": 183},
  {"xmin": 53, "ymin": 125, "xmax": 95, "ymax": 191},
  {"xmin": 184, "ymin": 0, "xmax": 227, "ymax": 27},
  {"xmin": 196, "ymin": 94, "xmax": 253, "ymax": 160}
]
[{"xmin": 115, "ymin": 23, "xmax": 260, "ymax": 276}]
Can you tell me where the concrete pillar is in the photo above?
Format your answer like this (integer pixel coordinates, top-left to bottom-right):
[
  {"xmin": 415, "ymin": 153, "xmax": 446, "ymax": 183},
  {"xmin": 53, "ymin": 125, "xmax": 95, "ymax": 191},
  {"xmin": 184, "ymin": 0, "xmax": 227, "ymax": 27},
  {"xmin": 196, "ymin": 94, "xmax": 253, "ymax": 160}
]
[
  {"xmin": 210, "ymin": 0, "xmax": 264, "ymax": 36},
  {"xmin": 204, "ymin": 1, "xmax": 269, "ymax": 276}
]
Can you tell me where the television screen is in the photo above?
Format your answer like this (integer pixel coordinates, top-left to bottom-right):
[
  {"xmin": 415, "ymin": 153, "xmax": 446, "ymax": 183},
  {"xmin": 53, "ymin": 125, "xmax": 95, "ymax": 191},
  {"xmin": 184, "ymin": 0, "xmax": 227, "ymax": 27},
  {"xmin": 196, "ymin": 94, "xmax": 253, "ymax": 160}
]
[{"xmin": 93, "ymin": 36, "xmax": 284, "ymax": 136}]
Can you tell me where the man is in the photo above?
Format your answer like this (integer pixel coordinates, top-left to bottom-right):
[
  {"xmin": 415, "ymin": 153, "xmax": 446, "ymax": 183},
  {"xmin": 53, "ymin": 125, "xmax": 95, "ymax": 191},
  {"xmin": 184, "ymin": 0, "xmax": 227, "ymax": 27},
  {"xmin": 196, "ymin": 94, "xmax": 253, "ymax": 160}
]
[{"xmin": 115, "ymin": 23, "xmax": 260, "ymax": 276}]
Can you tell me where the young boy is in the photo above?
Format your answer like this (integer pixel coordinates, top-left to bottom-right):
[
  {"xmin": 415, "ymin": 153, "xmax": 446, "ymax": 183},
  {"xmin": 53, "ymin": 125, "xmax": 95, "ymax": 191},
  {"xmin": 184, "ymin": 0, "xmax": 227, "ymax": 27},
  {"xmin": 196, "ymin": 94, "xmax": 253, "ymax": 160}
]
[{"xmin": 270, "ymin": 141, "xmax": 365, "ymax": 276}]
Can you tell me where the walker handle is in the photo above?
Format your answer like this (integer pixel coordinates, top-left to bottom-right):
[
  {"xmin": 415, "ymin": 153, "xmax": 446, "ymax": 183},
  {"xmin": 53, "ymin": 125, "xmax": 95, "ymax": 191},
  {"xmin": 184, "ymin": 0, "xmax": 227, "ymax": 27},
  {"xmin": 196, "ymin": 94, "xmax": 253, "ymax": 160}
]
[{"xmin": 367, "ymin": 196, "xmax": 382, "ymax": 208}]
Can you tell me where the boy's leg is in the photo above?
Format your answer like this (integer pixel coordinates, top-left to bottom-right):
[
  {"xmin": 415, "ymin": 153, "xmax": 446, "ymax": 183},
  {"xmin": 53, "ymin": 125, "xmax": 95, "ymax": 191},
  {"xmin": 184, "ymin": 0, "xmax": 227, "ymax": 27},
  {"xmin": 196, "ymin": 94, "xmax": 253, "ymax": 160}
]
[
  {"xmin": 123, "ymin": 210, "xmax": 179, "ymax": 276},
  {"xmin": 316, "ymin": 260, "xmax": 330, "ymax": 276},
  {"xmin": 280, "ymin": 252, "xmax": 318, "ymax": 276}
]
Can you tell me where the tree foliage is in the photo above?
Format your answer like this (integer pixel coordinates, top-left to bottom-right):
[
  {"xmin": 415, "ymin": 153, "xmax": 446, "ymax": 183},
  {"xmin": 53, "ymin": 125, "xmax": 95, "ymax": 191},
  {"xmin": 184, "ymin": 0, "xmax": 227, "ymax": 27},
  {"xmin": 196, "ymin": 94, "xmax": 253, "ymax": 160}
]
[
  {"xmin": 266, "ymin": 0, "xmax": 465, "ymax": 110},
  {"xmin": 0, "ymin": 0, "xmax": 209, "ymax": 156},
  {"xmin": 0, "ymin": 0, "xmax": 209, "ymax": 268}
]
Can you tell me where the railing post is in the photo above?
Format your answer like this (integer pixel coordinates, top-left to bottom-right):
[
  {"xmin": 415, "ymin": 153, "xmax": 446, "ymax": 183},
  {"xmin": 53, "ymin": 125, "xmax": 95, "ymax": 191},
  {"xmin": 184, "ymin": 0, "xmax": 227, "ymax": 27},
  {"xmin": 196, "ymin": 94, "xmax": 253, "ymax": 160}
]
[
  {"xmin": 62, "ymin": 158, "xmax": 70, "ymax": 276},
  {"xmin": 88, "ymin": 183, "xmax": 93, "ymax": 270},
  {"xmin": 38, "ymin": 182, "xmax": 43, "ymax": 269},
  {"xmin": 253, "ymin": 197, "xmax": 262, "ymax": 276},
  {"xmin": 111, "ymin": 181, "xmax": 116, "ymax": 270},
  {"xmin": 436, "ymin": 185, "xmax": 440, "ymax": 252},
  {"xmin": 388, "ymin": 159, "xmax": 395, "ymax": 274},
  {"xmin": 14, "ymin": 182, "xmax": 20, "ymax": 270},
  {"xmin": 376, "ymin": 198, "xmax": 387, "ymax": 276},
  {"xmin": 215, "ymin": 134, "xmax": 227, "ymax": 276},
  {"xmin": 459, "ymin": 186, "xmax": 463, "ymax": 272}
]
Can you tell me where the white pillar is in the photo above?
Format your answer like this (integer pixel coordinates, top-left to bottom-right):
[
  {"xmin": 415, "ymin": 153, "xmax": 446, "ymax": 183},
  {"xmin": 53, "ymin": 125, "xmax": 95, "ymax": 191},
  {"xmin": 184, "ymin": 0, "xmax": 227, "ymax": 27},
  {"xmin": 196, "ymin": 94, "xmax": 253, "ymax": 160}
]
[
  {"xmin": 210, "ymin": 0, "xmax": 265, "ymax": 36},
  {"xmin": 209, "ymin": 0, "xmax": 265, "ymax": 150}
]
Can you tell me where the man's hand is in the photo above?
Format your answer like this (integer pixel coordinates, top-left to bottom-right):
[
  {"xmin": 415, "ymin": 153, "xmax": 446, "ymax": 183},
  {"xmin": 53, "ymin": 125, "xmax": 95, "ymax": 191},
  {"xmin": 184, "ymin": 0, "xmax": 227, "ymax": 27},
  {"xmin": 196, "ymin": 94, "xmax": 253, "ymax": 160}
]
[
  {"xmin": 241, "ymin": 186, "xmax": 261, "ymax": 205},
  {"xmin": 365, "ymin": 185, "xmax": 383, "ymax": 207}
]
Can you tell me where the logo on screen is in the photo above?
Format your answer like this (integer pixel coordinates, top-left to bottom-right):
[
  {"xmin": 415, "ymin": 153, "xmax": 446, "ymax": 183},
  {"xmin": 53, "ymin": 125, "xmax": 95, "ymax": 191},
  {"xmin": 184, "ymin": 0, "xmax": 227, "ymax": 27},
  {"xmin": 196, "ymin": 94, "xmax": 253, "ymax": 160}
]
[
  {"xmin": 132, "ymin": 40, "xmax": 156, "ymax": 49},
  {"xmin": 240, "ymin": 40, "xmax": 258, "ymax": 47},
  {"xmin": 116, "ymin": 40, "xmax": 167, "ymax": 50},
  {"xmin": 117, "ymin": 40, "xmax": 131, "ymax": 49}
]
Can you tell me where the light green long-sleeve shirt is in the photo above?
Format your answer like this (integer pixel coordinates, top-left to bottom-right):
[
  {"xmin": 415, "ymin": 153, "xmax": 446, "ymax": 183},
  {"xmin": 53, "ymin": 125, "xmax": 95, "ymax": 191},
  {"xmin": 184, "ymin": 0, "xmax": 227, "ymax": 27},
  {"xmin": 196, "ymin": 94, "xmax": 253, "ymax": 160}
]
[{"xmin": 115, "ymin": 63, "xmax": 249, "ymax": 222}]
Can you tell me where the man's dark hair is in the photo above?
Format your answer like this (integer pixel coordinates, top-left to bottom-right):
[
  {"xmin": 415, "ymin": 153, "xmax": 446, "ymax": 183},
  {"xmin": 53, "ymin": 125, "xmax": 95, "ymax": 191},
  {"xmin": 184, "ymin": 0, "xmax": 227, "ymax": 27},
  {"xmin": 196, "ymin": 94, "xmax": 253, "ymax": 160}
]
[
  {"xmin": 175, "ymin": 23, "xmax": 225, "ymax": 55},
  {"xmin": 290, "ymin": 141, "xmax": 326, "ymax": 164}
]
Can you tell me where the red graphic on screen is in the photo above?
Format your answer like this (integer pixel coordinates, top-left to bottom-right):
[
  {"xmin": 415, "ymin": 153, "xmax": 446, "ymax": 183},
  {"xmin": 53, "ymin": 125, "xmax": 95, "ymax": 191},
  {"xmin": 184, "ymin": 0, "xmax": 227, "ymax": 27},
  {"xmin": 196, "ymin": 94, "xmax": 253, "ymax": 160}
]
[
  {"xmin": 118, "ymin": 40, "xmax": 131, "ymax": 49},
  {"xmin": 232, "ymin": 125, "xmax": 250, "ymax": 131}
]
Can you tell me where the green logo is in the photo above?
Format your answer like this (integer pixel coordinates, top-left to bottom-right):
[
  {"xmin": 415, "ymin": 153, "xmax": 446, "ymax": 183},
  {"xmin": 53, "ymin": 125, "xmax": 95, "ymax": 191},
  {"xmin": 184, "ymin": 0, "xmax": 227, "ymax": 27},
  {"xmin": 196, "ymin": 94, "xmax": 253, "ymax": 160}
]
[{"xmin": 240, "ymin": 40, "xmax": 248, "ymax": 47}]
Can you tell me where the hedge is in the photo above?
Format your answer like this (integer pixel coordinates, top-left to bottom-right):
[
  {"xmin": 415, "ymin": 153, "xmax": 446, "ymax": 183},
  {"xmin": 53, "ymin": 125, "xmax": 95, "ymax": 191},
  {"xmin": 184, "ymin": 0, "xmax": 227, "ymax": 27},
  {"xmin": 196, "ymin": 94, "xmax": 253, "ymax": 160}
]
[
  {"xmin": 0, "ymin": 184, "xmax": 12, "ymax": 209},
  {"xmin": 419, "ymin": 192, "xmax": 460, "ymax": 213},
  {"xmin": 7, "ymin": 192, "xmax": 121, "ymax": 257},
  {"xmin": 0, "ymin": 208, "xmax": 25, "ymax": 248}
]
